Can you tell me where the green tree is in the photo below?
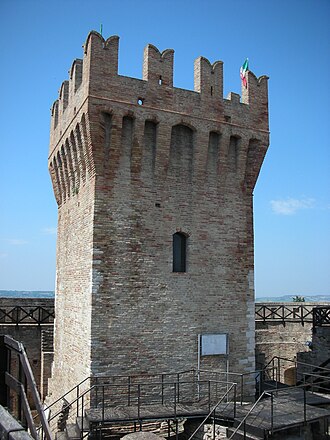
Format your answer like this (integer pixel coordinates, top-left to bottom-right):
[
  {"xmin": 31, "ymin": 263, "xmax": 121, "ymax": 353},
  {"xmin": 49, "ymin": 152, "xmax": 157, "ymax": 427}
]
[{"xmin": 292, "ymin": 295, "xmax": 305, "ymax": 302}]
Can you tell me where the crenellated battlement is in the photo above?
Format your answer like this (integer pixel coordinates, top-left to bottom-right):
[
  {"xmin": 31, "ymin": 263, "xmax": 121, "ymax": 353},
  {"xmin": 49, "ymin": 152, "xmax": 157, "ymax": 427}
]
[
  {"xmin": 194, "ymin": 56, "xmax": 223, "ymax": 98},
  {"xmin": 143, "ymin": 44, "xmax": 174, "ymax": 86},
  {"xmin": 50, "ymin": 31, "xmax": 269, "ymax": 149},
  {"xmin": 48, "ymin": 31, "xmax": 269, "ymax": 208}
]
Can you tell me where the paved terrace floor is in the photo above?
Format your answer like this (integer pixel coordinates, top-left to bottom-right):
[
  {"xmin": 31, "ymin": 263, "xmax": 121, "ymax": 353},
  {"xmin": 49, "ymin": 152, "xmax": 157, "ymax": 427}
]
[{"xmin": 86, "ymin": 390, "xmax": 330, "ymax": 434}]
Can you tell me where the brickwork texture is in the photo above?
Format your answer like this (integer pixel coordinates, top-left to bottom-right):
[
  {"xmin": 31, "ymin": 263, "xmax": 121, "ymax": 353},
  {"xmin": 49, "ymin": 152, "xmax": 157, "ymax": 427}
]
[{"xmin": 46, "ymin": 31, "xmax": 270, "ymax": 402}]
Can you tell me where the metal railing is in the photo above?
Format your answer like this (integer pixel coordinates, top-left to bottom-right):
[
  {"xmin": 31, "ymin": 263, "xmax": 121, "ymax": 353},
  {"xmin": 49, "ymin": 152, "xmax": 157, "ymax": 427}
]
[
  {"xmin": 1, "ymin": 335, "xmax": 52, "ymax": 440},
  {"xmin": 263, "ymin": 355, "xmax": 330, "ymax": 387},
  {"xmin": 41, "ymin": 374, "xmax": 237, "ymax": 440},
  {"xmin": 39, "ymin": 366, "xmax": 279, "ymax": 438},
  {"xmin": 226, "ymin": 357, "xmax": 330, "ymax": 440},
  {"xmin": 187, "ymin": 383, "xmax": 237, "ymax": 440},
  {"xmin": 228, "ymin": 374, "xmax": 330, "ymax": 439},
  {"xmin": 37, "ymin": 358, "xmax": 330, "ymax": 439}
]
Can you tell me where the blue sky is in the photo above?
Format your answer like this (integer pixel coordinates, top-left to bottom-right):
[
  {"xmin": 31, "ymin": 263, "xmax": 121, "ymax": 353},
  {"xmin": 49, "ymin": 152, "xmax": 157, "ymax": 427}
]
[{"xmin": 0, "ymin": 0, "xmax": 329, "ymax": 297}]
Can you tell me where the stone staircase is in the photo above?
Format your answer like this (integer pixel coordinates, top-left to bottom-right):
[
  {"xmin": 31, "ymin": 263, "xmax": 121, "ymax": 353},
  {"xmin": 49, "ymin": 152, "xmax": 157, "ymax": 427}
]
[
  {"xmin": 55, "ymin": 416, "xmax": 89, "ymax": 440},
  {"xmin": 226, "ymin": 420, "xmax": 265, "ymax": 440}
]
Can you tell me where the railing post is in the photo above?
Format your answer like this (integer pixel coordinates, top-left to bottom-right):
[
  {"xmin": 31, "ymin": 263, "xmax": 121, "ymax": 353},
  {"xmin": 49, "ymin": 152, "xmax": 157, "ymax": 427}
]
[
  {"xmin": 18, "ymin": 358, "xmax": 25, "ymax": 425},
  {"xmin": 102, "ymin": 385, "xmax": 105, "ymax": 422},
  {"xmin": 295, "ymin": 358, "xmax": 298, "ymax": 385},
  {"xmin": 6, "ymin": 347, "xmax": 11, "ymax": 408},
  {"xmin": 162, "ymin": 374, "xmax": 164, "ymax": 405},
  {"xmin": 77, "ymin": 384, "xmax": 80, "ymax": 417},
  {"xmin": 81, "ymin": 394, "xmax": 84, "ymax": 439},
  {"xmin": 241, "ymin": 375, "xmax": 244, "ymax": 405},
  {"xmin": 213, "ymin": 408, "xmax": 216, "ymax": 440},
  {"xmin": 243, "ymin": 420, "xmax": 246, "ymax": 440},
  {"xmin": 138, "ymin": 384, "xmax": 141, "ymax": 429},
  {"xmin": 270, "ymin": 392, "xmax": 274, "ymax": 435},
  {"xmin": 128, "ymin": 376, "xmax": 131, "ymax": 406},
  {"xmin": 277, "ymin": 357, "xmax": 280, "ymax": 382},
  {"xmin": 197, "ymin": 368, "xmax": 200, "ymax": 401},
  {"xmin": 208, "ymin": 380, "xmax": 211, "ymax": 412},
  {"xmin": 173, "ymin": 383, "xmax": 177, "ymax": 419},
  {"xmin": 95, "ymin": 377, "xmax": 98, "ymax": 409},
  {"xmin": 177, "ymin": 373, "xmax": 180, "ymax": 403},
  {"xmin": 234, "ymin": 384, "xmax": 237, "ymax": 418}
]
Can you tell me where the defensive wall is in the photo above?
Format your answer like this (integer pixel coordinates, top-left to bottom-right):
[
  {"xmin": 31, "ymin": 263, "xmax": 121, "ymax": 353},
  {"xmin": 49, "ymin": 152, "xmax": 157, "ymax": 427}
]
[{"xmin": 1, "ymin": 298, "xmax": 328, "ymax": 402}]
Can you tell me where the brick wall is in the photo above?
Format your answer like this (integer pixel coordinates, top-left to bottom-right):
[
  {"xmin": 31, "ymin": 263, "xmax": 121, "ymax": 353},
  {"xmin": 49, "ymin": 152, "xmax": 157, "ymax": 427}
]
[{"xmin": 47, "ymin": 31, "xmax": 270, "ymax": 402}]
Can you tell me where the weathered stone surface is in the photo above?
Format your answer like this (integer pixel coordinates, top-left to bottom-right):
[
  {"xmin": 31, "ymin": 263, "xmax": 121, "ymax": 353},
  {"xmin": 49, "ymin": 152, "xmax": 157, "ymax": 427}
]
[
  {"xmin": 122, "ymin": 433, "xmax": 163, "ymax": 440},
  {"xmin": 0, "ymin": 405, "xmax": 34, "ymax": 440}
]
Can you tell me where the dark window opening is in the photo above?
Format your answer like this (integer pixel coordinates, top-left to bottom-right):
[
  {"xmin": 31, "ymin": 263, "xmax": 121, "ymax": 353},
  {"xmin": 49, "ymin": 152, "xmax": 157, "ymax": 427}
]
[
  {"xmin": 211, "ymin": 86, "xmax": 213, "ymax": 96},
  {"xmin": 173, "ymin": 232, "xmax": 187, "ymax": 272}
]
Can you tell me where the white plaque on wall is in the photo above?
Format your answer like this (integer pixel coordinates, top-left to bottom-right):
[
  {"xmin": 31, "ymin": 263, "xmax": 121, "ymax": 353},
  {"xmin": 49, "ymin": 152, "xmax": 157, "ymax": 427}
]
[{"xmin": 200, "ymin": 333, "xmax": 228, "ymax": 356}]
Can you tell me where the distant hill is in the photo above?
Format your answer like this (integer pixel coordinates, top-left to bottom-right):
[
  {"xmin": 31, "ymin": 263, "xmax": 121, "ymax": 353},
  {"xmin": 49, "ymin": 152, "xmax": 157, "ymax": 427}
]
[
  {"xmin": 0, "ymin": 290, "xmax": 55, "ymax": 298},
  {"xmin": 1, "ymin": 290, "xmax": 329, "ymax": 302},
  {"xmin": 256, "ymin": 294, "xmax": 330, "ymax": 303}
]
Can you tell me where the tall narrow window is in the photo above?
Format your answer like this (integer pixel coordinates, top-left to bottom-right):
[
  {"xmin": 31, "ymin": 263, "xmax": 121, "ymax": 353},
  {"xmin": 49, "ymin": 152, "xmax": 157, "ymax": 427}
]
[{"xmin": 173, "ymin": 233, "xmax": 187, "ymax": 272}]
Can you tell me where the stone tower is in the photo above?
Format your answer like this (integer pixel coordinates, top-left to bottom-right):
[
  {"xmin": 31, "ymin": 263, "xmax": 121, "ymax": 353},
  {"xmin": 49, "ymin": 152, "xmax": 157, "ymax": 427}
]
[{"xmin": 47, "ymin": 31, "xmax": 269, "ymax": 401}]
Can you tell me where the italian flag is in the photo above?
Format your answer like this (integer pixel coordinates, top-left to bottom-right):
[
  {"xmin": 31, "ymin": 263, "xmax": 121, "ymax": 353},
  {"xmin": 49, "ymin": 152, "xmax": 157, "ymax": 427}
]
[{"xmin": 240, "ymin": 58, "xmax": 249, "ymax": 88}]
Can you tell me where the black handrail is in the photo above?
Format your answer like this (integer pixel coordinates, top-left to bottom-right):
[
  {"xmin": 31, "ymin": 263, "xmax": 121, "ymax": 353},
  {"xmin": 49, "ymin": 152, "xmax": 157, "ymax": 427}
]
[
  {"xmin": 42, "ymin": 377, "xmax": 236, "ymax": 438},
  {"xmin": 187, "ymin": 383, "xmax": 237, "ymax": 440},
  {"xmin": 2, "ymin": 335, "xmax": 52, "ymax": 440},
  {"xmin": 228, "ymin": 374, "xmax": 330, "ymax": 439},
  {"xmin": 263, "ymin": 355, "xmax": 330, "ymax": 382}
]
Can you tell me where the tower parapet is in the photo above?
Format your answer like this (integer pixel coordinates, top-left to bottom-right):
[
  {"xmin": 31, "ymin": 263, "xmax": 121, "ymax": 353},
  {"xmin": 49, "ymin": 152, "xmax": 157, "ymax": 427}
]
[
  {"xmin": 49, "ymin": 31, "xmax": 269, "ymax": 206},
  {"xmin": 47, "ymin": 32, "xmax": 269, "ymax": 403},
  {"xmin": 194, "ymin": 56, "xmax": 223, "ymax": 98},
  {"xmin": 143, "ymin": 44, "xmax": 174, "ymax": 86}
]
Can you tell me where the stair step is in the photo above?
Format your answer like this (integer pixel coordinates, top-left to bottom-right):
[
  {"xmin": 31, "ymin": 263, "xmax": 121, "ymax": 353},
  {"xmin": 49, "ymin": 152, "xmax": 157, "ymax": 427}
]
[
  {"xmin": 233, "ymin": 420, "xmax": 265, "ymax": 438},
  {"xmin": 76, "ymin": 416, "xmax": 89, "ymax": 432},
  {"xmin": 56, "ymin": 431, "xmax": 68, "ymax": 440},
  {"xmin": 226, "ymin": 427, "xmax": 263, "ymax": 440},
  {"xmin": 66, "ymin": 423, "xmax": 81, "ymax": 440},
  {"xmin": 262, "ymin": 380, "xmax": 289, "ymax": 391}
]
